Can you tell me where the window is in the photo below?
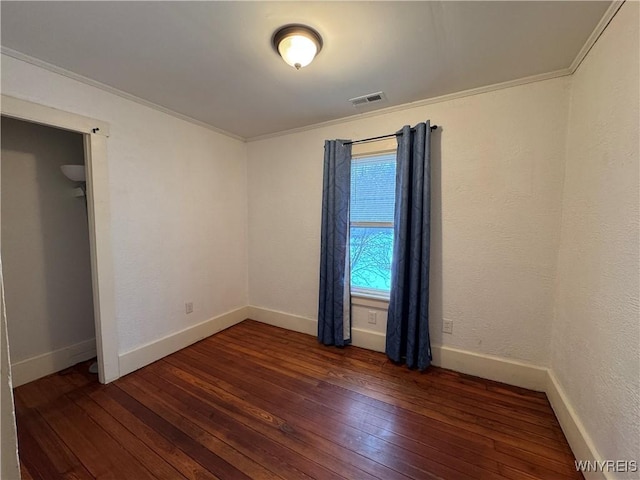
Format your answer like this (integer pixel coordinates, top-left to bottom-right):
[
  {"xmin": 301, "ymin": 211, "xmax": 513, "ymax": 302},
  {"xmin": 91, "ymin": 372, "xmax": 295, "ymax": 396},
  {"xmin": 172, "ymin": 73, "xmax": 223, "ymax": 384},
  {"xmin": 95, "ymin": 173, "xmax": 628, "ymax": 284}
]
[{"xmin": 350, "ymin": 152, "xmax": 396, "ymax": 296}]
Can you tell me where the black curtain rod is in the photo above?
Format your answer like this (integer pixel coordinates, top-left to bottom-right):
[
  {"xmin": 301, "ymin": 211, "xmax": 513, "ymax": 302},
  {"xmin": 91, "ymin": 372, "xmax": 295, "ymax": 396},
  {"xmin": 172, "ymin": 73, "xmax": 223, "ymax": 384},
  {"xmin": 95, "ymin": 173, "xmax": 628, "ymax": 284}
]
[{"xmin": 343, "ymin": 124, "xmax": 438, "ymax": 146}]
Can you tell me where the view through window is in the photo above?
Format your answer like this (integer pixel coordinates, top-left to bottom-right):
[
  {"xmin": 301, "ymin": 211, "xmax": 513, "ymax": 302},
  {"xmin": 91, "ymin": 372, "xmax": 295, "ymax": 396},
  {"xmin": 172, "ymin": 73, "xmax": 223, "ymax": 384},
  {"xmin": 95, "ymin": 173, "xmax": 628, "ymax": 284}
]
[{"xmin": 350, "ymin": 152, "xmax": 396, "ymax": 295}]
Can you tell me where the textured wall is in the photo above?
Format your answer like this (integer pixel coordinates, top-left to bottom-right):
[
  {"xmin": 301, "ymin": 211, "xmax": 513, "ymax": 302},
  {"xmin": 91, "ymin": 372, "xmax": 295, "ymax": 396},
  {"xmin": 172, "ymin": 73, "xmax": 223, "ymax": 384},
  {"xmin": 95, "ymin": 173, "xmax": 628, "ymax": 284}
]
[
  {"xmin": 1, "ymin": 54, "xmax": 249, "ymax": 355},
  {"xmin": 247, "ymin": 77, "xmax": 570, "ymax": 366},
  {"xmin": 2, "ymin": 117, "xmax": 94, "ymax": 362},
  {"xmin": 0, "ymin": 264, "xmax": 20, "ymax": 480},
  {"xmin": 552, "ymin": 1, "xmax": 639, "ymax": 469}
]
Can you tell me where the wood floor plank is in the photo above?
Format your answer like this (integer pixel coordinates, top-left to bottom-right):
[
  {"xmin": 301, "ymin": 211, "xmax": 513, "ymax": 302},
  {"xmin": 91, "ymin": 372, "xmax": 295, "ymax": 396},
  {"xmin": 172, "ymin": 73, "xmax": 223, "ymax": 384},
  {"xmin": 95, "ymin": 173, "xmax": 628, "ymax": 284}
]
[
  {"xmin": 226, "ymin": 324, "xmax": 558, "ymax": 421},
  {"xmin": 162, "ymin": 351, "xmax": 485, "ymax": 453},
  {"xmin": 13, "ymin": 395, "xmax": 94, "ymax": 480},
  {"xmin": 182, "ymin": 339, "xmax": 487, "ymax": 449},
  {"xmin": 237, "ymin": 320, "xmax": 553, "ymax": 410},
  {"xmin": 185, "ymin": 338, "xmax": 571, "ymax": 478},
  {"xmin": 106, "ymin": 385, "xmax": 241, "ymax": 480},
  {"xmin": 37, "ymin": 396, "xmax": 158, "ymax": 479},
  {"xmin": 117, "ymin": 374, "xmax": 304, "ymax": 480},
  {"xmin": 225, "ymin": 324, "xmax": 559, "ymax": 426},
  {"xmin": 15, "ymin": 419, "xmax": 68, "ymax": 480},
  {"xmin": 199, "ymin": 332, "xmax": 575, "ymax": 463},
  {"xmin": 14, "ymin": 320, "xmax": 583, "ymax": 480},
  {"xmin": 159, "ymin": 355, "xmax": 500, "ymax": 480},
  {"xmin": 164, "ymin": 351, "xmax": 576, "ymax": 479},
  {"xmin": 89, "ymin": 387, "xmax": 219, "ymax": 480},
  {"xmin": 18, "ymin": 461, "xmax": 35, "ymax": 480},
  {"xmin": 221, "ymin": 328, "xmax": 562, "ymax": 439},
  {"xmin": 70, "ymin": 392, "xmax": 186, "ymax": 480},
  {"xmin": 148, "ymin": 360, "xmax": 407, "ymax": 480}
]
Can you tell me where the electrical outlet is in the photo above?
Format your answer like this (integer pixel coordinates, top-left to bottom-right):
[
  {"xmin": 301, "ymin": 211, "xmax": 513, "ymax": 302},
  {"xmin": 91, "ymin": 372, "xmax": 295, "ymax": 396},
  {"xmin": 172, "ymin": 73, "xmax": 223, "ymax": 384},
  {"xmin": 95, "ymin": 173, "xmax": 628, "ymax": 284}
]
[
  {"xmin": 367, "ymin": 310, "xmax": 377, "ymax": 324},
  {"xmin": 442, "ymin": 319, "xmax": 453, "ymax": 334},
  {"xmin": 185, "ymin": 302, "xmax": 194, "ymax": 314}
]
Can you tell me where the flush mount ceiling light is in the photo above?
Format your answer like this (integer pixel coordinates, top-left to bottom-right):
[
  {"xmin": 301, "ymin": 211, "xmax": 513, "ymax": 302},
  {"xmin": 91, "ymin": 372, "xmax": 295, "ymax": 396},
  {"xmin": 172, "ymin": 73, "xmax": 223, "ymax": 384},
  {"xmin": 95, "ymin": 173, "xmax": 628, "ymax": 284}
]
[{"xmin": 272, "ymin": 24, "xmax": 323, "ymax": 70}]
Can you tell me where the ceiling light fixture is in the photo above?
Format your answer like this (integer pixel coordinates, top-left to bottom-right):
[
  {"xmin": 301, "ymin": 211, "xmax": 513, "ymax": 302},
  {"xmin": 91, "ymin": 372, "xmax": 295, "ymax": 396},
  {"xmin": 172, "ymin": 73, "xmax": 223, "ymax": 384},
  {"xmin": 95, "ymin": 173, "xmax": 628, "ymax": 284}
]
[{"xmin": 272, "ymin": 24, "xmax": 323, "ymax": 70}]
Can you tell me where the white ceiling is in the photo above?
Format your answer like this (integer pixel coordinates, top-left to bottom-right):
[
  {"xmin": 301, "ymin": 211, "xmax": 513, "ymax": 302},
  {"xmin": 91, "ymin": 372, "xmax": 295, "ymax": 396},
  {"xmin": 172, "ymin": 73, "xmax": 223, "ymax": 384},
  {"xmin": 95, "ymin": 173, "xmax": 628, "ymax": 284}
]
[{"xmin": 1, "ymin": 1, "xmax": 611, "ymax": 140}]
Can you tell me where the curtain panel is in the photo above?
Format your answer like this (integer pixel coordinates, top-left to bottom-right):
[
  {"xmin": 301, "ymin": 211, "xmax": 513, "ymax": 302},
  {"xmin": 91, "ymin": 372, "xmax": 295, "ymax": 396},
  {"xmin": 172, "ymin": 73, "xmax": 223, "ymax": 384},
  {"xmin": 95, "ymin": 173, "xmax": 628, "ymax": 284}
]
[
  {"xmin": 318, "ymin": 139, "xmax": 352, "ymax": 346},
  {"xmin": 386, "ymin": 121, "xmax": 432, "ymax": 370}
]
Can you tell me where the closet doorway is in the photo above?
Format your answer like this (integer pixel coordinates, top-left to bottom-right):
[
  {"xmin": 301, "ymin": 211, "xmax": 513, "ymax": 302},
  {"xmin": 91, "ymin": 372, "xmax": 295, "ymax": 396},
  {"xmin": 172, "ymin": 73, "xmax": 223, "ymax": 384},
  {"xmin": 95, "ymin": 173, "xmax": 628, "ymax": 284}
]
[{"xmin": 1, "ymin": 95, "xmax": 118, "ymax": 384}]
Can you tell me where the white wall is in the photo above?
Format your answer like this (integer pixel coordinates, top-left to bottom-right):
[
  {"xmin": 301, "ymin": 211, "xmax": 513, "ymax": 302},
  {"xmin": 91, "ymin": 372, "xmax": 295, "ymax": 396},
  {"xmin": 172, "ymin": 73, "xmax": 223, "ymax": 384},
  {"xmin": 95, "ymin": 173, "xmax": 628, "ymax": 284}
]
[
  {"xmin": 1, "ymin": 54, "xmax": 249, "ymax": 359},
  {"xmin": 552, "ymin": 1, "xmax": 639, "ymax": 472},
  {"xmin": 2, "ymin": 117, "xmax": 95, "ymax": 367},
  {"xmin": 0, "ymin": 261, "xmax": 20, "ymax": 480},
  {"xmin": 247, "ymin": 77, "xmax": 570, "ymax": 366},
  {"xmin": 2, "ymin": 5, "xmax": 637, "ymax": 471},
  {"xmin": 0, "ymin": 109, "xmax": 19, "ymax": 480}
]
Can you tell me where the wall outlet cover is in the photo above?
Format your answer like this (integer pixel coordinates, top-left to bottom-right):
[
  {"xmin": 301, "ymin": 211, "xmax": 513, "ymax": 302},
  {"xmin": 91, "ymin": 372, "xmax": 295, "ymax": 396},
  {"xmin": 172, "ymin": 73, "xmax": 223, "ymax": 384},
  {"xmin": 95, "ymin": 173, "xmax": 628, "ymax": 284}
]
[{"xmin": 443, "ymin": 319, "xmax": 454, "ymax": 334}]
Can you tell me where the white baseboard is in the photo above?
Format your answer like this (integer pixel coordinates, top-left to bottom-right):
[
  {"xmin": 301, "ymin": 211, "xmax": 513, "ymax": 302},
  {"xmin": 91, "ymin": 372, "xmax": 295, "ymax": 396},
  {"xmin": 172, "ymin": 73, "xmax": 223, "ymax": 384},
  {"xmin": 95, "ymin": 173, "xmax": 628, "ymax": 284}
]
[
  {"xmin": 118, "ymin": 306, "xmax": 249, "ymax": 377},
  {"xmin": 5, "ymin": 304, "xmax": 606, "ymax": 480},
  {"xmin": 247, "ymin": 305, "xmax": 387, "ymax": 353},
  {"xmin": 431, "ymin": 344, "xmax": 548, "ymax": 391},
  {"xmin": 11, "ymin": 338, "xmax": 97, "ymax": 387},
  {"xmin": 546, "ymin": 370, "xmax": 607, "ymax": 480},
  {"xmin": 235, "ymin": 305, "xmax": 601, "ymax": 475},
  {"xmin": 351, "ymin": 328, "xmax": 386, "ymax": 352},
  {"xmin": 247, "ymin": 306, "xmax": 546, "ymax": 390},
  {"xmin": 247, "ymin": 306, "xmax": 316, "ymax": 335}
]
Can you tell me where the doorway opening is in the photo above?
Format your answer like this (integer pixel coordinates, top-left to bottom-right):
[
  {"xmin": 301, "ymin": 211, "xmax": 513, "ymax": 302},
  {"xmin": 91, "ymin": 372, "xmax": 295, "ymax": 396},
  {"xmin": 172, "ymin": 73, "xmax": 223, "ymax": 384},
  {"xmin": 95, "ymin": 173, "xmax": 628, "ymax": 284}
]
[
  {"xmin": 1, "ymin": 95, "xmax": 118, "ymax": 384},
  {"xmin": 2, "ymin": 117, "xmax": 100, "ymax": 385}
]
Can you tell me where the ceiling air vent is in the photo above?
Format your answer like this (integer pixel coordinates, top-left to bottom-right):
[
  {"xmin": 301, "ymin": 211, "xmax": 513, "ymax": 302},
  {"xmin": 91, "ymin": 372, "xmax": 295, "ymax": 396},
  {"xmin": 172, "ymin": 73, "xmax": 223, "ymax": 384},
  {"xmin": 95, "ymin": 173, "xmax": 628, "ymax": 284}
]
[{"xmin": 349, "ymin": 91, "xmax": 387, "ymax": 108}]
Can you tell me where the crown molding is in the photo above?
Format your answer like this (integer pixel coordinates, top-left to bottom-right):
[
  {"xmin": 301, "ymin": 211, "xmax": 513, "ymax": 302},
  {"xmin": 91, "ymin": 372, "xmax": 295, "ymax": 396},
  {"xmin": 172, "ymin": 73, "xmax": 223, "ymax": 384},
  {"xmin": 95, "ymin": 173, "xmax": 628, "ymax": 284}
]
[
  {"xmin": 2, "ymin": 44, "xmax": 571, "ymax": 144},
  {"xmin": 2, "ymin": 0, "xmax": 622, "ymax": 144},
  {"xmin": 0, "ymin": 46, "xmax": 245, "ymax": 142},
  {"xmin": 247, "ymin": 68, "xmax": 572, "ymax": 143},
  {"xmin": 569, "ymin": 0, "xmax": 625, "ymax": 74}
]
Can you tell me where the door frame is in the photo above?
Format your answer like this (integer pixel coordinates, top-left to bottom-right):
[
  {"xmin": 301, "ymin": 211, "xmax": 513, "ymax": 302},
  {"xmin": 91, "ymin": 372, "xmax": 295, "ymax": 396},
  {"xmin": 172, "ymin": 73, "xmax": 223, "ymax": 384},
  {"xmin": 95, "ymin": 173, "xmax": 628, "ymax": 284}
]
[{"xmin": 1, "ymin": 94, "xmax": 119, "ymax": 383}]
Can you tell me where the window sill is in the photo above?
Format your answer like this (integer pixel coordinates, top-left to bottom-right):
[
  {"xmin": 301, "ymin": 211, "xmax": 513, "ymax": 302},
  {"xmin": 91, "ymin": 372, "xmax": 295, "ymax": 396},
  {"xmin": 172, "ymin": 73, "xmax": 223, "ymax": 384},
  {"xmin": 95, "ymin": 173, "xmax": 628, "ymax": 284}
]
[{"xmin": 351, "ymin": 291, "xmax": 390, "ymax": 309}]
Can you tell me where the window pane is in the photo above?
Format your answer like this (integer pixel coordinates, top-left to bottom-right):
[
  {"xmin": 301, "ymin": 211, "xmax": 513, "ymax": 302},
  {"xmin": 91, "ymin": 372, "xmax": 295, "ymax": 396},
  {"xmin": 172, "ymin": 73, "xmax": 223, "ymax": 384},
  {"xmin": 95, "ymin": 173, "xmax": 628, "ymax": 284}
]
[
  {"xmin": 350, "ymin": 154, "xmax": 396, "ymax": 223},
  {"xmin": 350, "ymin": 227, "xmax": 393, "ymax": 291}
]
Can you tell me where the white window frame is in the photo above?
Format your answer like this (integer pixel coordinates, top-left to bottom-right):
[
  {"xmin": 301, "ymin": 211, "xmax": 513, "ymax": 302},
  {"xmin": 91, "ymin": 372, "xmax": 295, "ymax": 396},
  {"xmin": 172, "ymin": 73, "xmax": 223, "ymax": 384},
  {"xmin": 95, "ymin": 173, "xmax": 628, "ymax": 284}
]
[{"xmin": 350, "ymin": 139, "xmax": 397, "ymax": 301}]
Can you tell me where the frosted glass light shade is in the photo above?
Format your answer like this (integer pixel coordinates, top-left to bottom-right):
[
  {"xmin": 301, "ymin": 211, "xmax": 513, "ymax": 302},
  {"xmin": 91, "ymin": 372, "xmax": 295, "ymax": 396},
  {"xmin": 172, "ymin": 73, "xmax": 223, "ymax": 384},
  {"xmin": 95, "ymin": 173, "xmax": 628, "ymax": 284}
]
[
  {"xmin": 278, "ymin": 35, "xmax": 318, "ymax": 69},
  {"xmin": 60, "ymin": 164, "xmax": 86, "ymax": 182},
  {"xmin": 273, "ymin": 25, "xmax": 323, "ymax": 70}
]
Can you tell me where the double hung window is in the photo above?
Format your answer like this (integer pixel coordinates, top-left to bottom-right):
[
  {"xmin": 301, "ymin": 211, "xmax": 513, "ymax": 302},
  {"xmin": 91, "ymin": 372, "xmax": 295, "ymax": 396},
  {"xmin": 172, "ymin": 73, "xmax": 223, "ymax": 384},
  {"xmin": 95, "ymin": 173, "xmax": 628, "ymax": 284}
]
[{"xmin": 350, "ymin": 152, "xmax": 396, "ymax": 297}]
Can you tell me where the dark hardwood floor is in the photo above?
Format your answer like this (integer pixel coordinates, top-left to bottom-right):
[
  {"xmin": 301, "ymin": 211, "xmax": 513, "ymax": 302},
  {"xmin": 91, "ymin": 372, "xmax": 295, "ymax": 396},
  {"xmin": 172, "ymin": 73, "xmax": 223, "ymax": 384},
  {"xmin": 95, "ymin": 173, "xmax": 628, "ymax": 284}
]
[{"xmin": 14, "ymin": 320, "xmax": 582, "ymax": 480}]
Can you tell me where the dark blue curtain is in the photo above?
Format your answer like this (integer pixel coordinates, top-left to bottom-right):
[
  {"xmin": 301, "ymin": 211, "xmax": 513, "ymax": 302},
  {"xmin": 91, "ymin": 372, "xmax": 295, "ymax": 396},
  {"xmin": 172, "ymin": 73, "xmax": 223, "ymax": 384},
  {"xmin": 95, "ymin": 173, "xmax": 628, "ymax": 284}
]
[
  {"xmin": 386, "ymin": 122, "xmax": 432, "ymax": 370},
  {"xmin": 318, "ymin": 140, "xmax": 352, "ymax": 346}
]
